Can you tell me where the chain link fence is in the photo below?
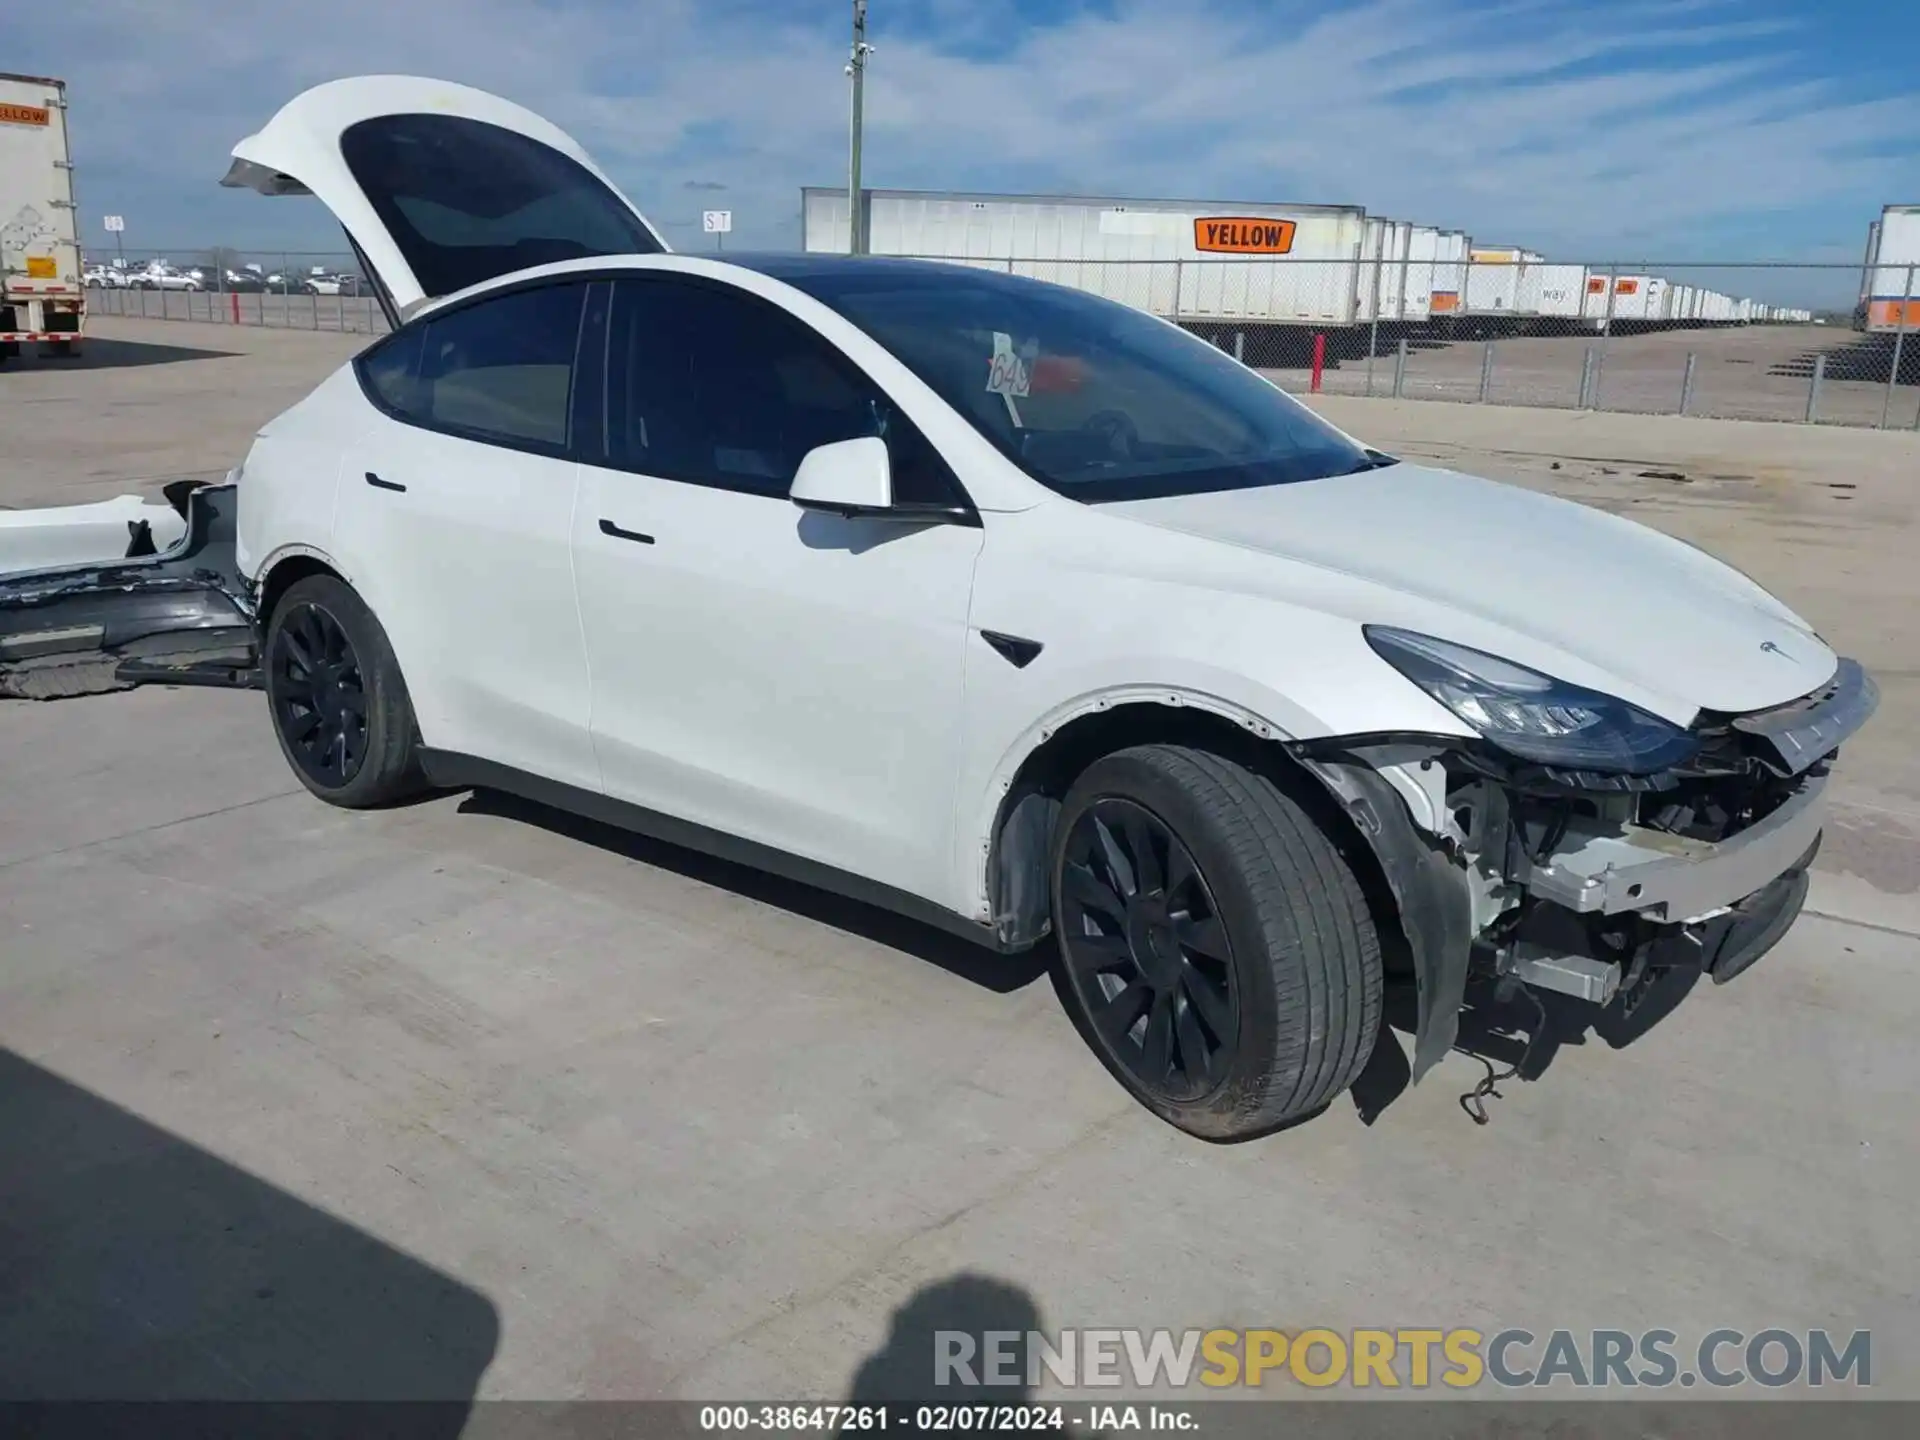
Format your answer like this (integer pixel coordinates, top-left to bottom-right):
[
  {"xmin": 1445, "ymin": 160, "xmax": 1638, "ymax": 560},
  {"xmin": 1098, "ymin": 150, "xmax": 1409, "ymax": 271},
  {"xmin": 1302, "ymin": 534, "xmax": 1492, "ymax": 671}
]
[
  {"xmin": 80, "ymin": 249, "xmax": 391, "ymax": 335},
  {"xmin": 898, "ymin": 256, "xmax": 1916, "ymax": 431},
  {"xmin": 79, "ymin": 249, "xmax": 1920, "ymax": 429}
]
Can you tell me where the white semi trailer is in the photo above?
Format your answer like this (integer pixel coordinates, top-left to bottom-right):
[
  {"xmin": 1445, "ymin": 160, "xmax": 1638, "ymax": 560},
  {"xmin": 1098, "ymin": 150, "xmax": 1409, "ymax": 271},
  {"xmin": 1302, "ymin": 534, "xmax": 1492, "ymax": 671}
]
[
  {"xmin": 803, "ymin": 187, "xmax": 1418, "ymax": 328},
  {"xmin": 0, "ymin": 71, "xmax": 83, "ymax": 363}
]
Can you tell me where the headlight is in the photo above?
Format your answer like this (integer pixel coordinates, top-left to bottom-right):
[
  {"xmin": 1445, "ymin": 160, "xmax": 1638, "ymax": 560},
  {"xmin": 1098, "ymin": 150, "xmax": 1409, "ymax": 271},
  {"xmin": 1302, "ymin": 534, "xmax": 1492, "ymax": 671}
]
[{"xmin": 1364, "ymin": 626, "xmax": 1698, "ymax": 774}]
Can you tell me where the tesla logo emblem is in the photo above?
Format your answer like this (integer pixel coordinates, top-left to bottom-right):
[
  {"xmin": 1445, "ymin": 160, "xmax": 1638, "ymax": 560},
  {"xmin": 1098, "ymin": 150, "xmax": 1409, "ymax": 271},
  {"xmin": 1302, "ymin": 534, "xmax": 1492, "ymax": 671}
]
[{"xmin": 1761, "ymin": 641, "xmax": 1791, "ymax": 658}]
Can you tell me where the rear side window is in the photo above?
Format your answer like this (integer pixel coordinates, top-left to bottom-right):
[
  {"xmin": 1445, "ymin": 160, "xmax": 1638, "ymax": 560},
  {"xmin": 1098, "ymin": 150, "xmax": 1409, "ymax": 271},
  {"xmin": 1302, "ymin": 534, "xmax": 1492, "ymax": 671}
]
[
  {"xmin": 340, "ymin": 114, "xmax": 662, "ymax": 298},
  {"xmin": 358, "ymin": 282, "xmax": 587, "ymax": 452}
]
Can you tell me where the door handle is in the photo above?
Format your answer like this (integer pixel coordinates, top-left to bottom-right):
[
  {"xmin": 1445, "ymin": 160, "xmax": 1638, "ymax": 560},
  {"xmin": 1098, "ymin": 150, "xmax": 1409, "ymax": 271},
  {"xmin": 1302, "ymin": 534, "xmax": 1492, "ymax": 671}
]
[
  {"xmin": 598, "ymin": 518, "xmax": 655, "ymax": 545},
  {"xmin": 365, "ymin": 471, "xmax": 406, "ymax": 492}
]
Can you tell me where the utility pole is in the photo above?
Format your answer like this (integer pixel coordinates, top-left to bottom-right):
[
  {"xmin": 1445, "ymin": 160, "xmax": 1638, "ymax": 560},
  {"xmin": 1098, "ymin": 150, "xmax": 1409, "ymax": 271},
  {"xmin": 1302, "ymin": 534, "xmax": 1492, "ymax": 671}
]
[{"xmin": 846, "ymin": 0, "xmax": 873, "ymax": 255}]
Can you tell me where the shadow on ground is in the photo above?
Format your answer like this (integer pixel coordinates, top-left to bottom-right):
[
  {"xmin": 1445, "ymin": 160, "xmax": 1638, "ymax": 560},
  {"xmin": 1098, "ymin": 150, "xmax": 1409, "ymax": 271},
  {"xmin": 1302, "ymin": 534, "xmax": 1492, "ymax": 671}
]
[
  {"xmin": 0, "ymin": 1048, "xmax": 498, "ymax": 1413},
  {"xmin": 456, "ymin": 788, "xmax": 1052, "ymax": 995},
  {"xmin": 1769, "ymin": 334, "xmax": 1920, "ymax": 385},
  {"xmin": 846, "ymin": 1273, "xmax": 1048, "ymax": 1405},
  {"xmin": 2, "ymin": 336, "xmax": 238, "ymax": 372}
]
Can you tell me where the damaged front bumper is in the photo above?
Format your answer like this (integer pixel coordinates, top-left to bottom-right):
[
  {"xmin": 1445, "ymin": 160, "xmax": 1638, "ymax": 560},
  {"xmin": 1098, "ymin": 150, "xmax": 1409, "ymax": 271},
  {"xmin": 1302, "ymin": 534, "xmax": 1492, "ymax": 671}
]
[
  {"xmin": 0, "ymin": 481, "xmax": 258, "ymax": 700},
  {"xmin": 1297, "ymin": 657, "xmax": 1878, "ymax": 1082}
]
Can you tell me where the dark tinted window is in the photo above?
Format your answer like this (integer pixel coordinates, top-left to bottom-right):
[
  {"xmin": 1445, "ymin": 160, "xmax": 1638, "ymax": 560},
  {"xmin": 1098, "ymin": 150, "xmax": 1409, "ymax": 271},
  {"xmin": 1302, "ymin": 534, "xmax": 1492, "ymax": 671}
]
[
  {"xmin": 340, "ymin": 114, "xmax": 662, "ymax": 298},
  {"xmin": 604, "ymin": 277, "xmax": 964, "ymax": 505},
  {"xmin": 359, "ymin": 282, "xmax": 587, "ymax": 450},
  {"xmin": 775, "ymin": 264, "xmax": 1382, "ymax": 502}
]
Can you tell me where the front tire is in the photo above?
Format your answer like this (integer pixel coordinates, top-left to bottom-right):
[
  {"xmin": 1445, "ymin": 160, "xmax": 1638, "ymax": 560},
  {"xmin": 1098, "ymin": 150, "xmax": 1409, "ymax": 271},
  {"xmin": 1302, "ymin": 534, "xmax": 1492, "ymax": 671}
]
[
  {"xmin": 1050, "ymin": 745, "xmax": 1383, "ymax": 1141},
  {"xmin": 264, "ymin": 575, "xmax": 425, "ymax": 808}
]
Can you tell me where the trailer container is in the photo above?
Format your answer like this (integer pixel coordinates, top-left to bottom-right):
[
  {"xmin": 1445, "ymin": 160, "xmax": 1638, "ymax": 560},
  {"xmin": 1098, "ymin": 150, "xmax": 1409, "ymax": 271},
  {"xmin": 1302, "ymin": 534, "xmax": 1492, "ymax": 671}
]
[
  {"xmin": 1536, "ymin": 263, "xmax": 1596, "ymax": 326},
  {"xmin": 1398, "ymin": 224, "xmax": 1443, "ymax": 323},
  {"xmin": 802, "ymin": 187, "xmax": 1378, "ymax": 326},
  {"xmin": 1429, "ymin": 230, "xmax": 1468, "ymax": 317},
  {"xmin": 1605, "ymin": 275, "xmax": 1664, "ymax": 324},
  {"xmin": 1356, "ymin": 215, "xmax": 1411, "ymax": 323},
  {"xmin": 1859, "ymin": 204, "xmax": 1919, "ymax": 333},
  {"xmin": 0, "ymin": 72, "xmax": 83, "ymax": 362},
  {"xmin": 1463, "ymin": 246, "xmax": 1545, "ymax": 318}
]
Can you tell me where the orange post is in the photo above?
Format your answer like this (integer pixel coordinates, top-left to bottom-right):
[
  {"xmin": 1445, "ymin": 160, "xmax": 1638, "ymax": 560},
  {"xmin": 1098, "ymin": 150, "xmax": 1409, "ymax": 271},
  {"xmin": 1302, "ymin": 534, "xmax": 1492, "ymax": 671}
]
[
  {"xmin": 1311, "ymin": 333, "xmax": 1326, "ymax": 393},
  {"xmin": 230, "ymin": 290, "xmax": 241, "ymax": 324}
]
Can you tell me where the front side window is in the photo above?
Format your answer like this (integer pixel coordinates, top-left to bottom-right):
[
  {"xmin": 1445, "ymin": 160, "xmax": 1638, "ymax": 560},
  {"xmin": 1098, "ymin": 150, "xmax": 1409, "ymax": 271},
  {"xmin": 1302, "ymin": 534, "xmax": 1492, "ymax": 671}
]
[
  {"xmin": 340, "ymin": 114, "xmax": 662, "ymax": 298},
  {"xmin": 776, "ymin": 264, "xmax": 1384, "ymax": 502},
  {"xmin": 358, "ymin": 281, "xmax": 587, "ymax": 451},
  {"xmin": 603, "ymin": 277, "xmax": 964, "ymax": 506}
]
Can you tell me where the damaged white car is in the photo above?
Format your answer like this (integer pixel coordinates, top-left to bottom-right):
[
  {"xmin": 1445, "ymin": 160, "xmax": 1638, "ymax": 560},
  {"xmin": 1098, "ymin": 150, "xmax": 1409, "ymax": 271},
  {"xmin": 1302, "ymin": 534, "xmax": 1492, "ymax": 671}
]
[{"xmin": 0, "ymin": 78, "xmax": 1878, "ymax": 1140}]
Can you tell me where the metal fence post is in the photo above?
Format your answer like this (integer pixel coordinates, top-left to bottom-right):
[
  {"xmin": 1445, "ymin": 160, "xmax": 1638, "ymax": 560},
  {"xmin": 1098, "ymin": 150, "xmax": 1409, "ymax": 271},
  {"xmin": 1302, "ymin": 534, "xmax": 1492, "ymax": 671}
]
[
  {"xmin": 1805, "ymin": 354, "xmax": 1826, "ymax": 424},
  {"xmin": 1172, "ymin": 258, "xmax": 1184, "ymax": 322},
  {"xmin": 1883, "ymin": 264, "xmax": 1914, "ymax": 431},
  {"xmin": 1392, "ymin": 338, "xmax": 1408, "ymax": 398},
  {"xmin": 1233, "ymin": 331, "xmax": 1244, "ymax": 363},
  {"xmin": 1365, "ymin": 257, "xmax": 1383, "ymax": 397},
  {"xmin": 1679, "ymin": 352, "xmax": 1697, "ymax": 416},
  {"xmin": 1591, "ymin": 265, "xmax": 1618, "ymax": 410},
  {"xmin": 1477, "ymin": 341, "xmax": 1495, "ymax": 403},
  {"xmin": 1578, "ymin": 347, "xmax": 1596, "ymax": 408}
]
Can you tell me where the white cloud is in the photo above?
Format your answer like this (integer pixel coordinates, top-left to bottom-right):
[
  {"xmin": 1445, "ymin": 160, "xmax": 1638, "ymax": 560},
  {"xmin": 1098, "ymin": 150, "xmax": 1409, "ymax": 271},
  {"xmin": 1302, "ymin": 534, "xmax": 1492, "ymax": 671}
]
[{"xmin": 16, "ymin": 0, "xmax": 1917, "ymax": 264}]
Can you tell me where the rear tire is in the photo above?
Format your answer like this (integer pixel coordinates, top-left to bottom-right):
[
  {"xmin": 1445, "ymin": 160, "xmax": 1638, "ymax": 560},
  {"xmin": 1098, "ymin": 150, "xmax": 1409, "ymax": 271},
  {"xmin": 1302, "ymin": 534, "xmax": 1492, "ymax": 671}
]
[
  {"xmin": 1050, "ymin": 745, "xmax": 1382, "ymax": 1141},
  {"xmin": 264, "ymin": 575, "xmax": 425, "ymax": 808}
]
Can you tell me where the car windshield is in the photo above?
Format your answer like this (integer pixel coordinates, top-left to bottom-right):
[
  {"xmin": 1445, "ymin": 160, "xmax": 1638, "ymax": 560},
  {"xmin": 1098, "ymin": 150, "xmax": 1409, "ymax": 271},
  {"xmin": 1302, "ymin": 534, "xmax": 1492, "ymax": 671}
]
[{"xmin": 779, "ymin": 264, "xmax": 1387, "ymax": 501}]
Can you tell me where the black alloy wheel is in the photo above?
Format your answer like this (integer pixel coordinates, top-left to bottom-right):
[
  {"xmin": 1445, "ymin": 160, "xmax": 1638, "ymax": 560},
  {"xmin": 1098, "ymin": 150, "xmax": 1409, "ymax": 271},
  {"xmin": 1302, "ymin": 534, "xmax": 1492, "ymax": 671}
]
[
  {"xmin": 269, "ymin": 601, "xmax": 369, "ymax": 788},
  {"xmin": 1057, "ymin": 797, "xmax": 1239, "ymax": 1103}
]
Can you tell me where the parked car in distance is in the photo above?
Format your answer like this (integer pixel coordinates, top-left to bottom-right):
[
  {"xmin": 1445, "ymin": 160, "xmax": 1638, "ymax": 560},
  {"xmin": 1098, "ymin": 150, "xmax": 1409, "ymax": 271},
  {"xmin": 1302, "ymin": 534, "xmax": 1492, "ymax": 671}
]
[
  {"xmin": 193, "ymin": 77, "xmax": 1888, "ymax": 1141},
  {"xmin": 127, "ymin": 262, "xmax": 203, "ymax": 291}
]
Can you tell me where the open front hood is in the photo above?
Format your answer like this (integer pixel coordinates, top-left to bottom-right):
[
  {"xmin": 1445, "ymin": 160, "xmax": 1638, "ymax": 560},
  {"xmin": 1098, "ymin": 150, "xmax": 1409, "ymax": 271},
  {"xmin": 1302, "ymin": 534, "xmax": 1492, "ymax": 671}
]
[
  {"xmin": 1106, "ymin": 464, "xmax": 1836, "ymax": 721},
  {"xmin": 222, "ymin": 75, "xmax": 667, "ymax": 316}
]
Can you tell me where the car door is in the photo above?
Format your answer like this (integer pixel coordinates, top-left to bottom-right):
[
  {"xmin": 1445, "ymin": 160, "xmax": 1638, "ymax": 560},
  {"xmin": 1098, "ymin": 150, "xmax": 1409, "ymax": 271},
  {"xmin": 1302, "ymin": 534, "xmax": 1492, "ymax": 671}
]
[
  {"xmin": 337, "ymin": 278, "xmax": 603, "ymax": 789},
  {"xmin": 572, "ymin": 275, "xmax": 987, "ymax": 906},
  {"xmin": 222, "ymin": 78, "xmax": 670, "ymax": 783}
]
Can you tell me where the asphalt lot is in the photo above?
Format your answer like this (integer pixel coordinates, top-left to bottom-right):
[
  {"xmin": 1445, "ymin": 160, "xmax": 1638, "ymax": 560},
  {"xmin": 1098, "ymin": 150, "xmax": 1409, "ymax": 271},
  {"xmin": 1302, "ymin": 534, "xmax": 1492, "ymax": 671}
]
[{"xmin": 2, "ymin": 318, "xmax": 1918, "ymax": 1406}]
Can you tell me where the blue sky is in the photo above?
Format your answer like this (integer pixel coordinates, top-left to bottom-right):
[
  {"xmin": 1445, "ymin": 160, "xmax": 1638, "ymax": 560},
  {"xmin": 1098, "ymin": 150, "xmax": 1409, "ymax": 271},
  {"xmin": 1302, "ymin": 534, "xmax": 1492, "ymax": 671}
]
[{"xmin": 14, "ymin": 0, "xmax": 1918, "ymax": 287}]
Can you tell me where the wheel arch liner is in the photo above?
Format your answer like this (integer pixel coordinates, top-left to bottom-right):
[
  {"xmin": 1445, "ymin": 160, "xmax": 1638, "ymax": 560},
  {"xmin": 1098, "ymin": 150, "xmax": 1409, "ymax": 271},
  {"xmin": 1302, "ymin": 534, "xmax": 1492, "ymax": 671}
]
[{"xmin": 1292, "ymin": 752, "xmax": 1473, "ymax": 1082}]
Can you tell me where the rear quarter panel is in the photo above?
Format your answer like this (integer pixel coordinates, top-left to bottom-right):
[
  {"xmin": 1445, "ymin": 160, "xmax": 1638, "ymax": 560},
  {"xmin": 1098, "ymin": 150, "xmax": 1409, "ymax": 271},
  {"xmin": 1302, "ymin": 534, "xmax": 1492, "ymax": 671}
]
[{"xmin": 235, "ymin": 363, "xmax": 363, "ymax": 583}]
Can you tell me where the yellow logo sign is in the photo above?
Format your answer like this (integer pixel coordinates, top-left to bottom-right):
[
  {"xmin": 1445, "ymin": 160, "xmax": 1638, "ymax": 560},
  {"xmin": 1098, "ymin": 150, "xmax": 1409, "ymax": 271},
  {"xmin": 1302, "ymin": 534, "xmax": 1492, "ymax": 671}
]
[
  {"xmin": 0, "ymin": 103, "xmax": 51, "ymax": 127},
  {"xmin": 1194, "ymin": 218, "xmax": 1297, "ymax": 254}
]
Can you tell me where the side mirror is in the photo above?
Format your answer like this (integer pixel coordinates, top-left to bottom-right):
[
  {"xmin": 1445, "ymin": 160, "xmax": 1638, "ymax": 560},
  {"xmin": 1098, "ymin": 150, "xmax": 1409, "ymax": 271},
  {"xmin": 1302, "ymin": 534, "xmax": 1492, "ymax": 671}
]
[{"xmin": 789, "ymin": 437, "xmax": 893, "ymax": 517}]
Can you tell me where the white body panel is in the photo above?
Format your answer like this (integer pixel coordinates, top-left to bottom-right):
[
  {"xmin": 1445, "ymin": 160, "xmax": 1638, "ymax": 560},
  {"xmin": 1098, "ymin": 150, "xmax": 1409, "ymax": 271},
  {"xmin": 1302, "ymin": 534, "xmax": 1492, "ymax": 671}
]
[
  {"xmin": 574, "ymin": 458, "xmax": 983, "ymax": 903},
  {"xmin": 0, "ymin": 494, "xmax": 185, "ymax": 572},
  {"xmin": 803, "ymin": 188, "xmax": 1372, "ymax": 327},
  {"xmin": 0, "ymin": 72, "xmax": 84, "ymax": 338},
  {"xmin": 1862, "ymin": 205, "xmax": 1919, "ymax": 333},
  {"xmin": 229, "ymin": 79, "xmax": 1844, "ymax": 933}
]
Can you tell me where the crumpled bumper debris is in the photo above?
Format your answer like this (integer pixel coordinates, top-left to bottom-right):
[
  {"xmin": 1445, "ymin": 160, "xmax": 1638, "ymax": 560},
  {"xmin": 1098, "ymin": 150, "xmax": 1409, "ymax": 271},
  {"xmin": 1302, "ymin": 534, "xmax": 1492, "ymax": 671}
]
[{"xmin": 0, "ymin": 480, "xmax": 258, "ymax": 700}]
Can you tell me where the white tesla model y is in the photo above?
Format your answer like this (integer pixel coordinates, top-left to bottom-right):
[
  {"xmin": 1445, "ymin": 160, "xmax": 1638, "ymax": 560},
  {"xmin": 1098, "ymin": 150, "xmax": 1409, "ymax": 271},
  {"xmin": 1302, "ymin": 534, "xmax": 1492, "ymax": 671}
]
[{"xmin": 209, "ymin": 77, "xmax": 1874, "ymax": 1140}]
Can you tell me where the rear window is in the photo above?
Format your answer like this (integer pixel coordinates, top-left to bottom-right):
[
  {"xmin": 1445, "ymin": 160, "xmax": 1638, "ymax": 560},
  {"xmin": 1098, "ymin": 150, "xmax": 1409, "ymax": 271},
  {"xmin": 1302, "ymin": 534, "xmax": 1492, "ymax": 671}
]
[{"xmin": 340, "ymin": 113, "xmax": 661, "ymax": 298}]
